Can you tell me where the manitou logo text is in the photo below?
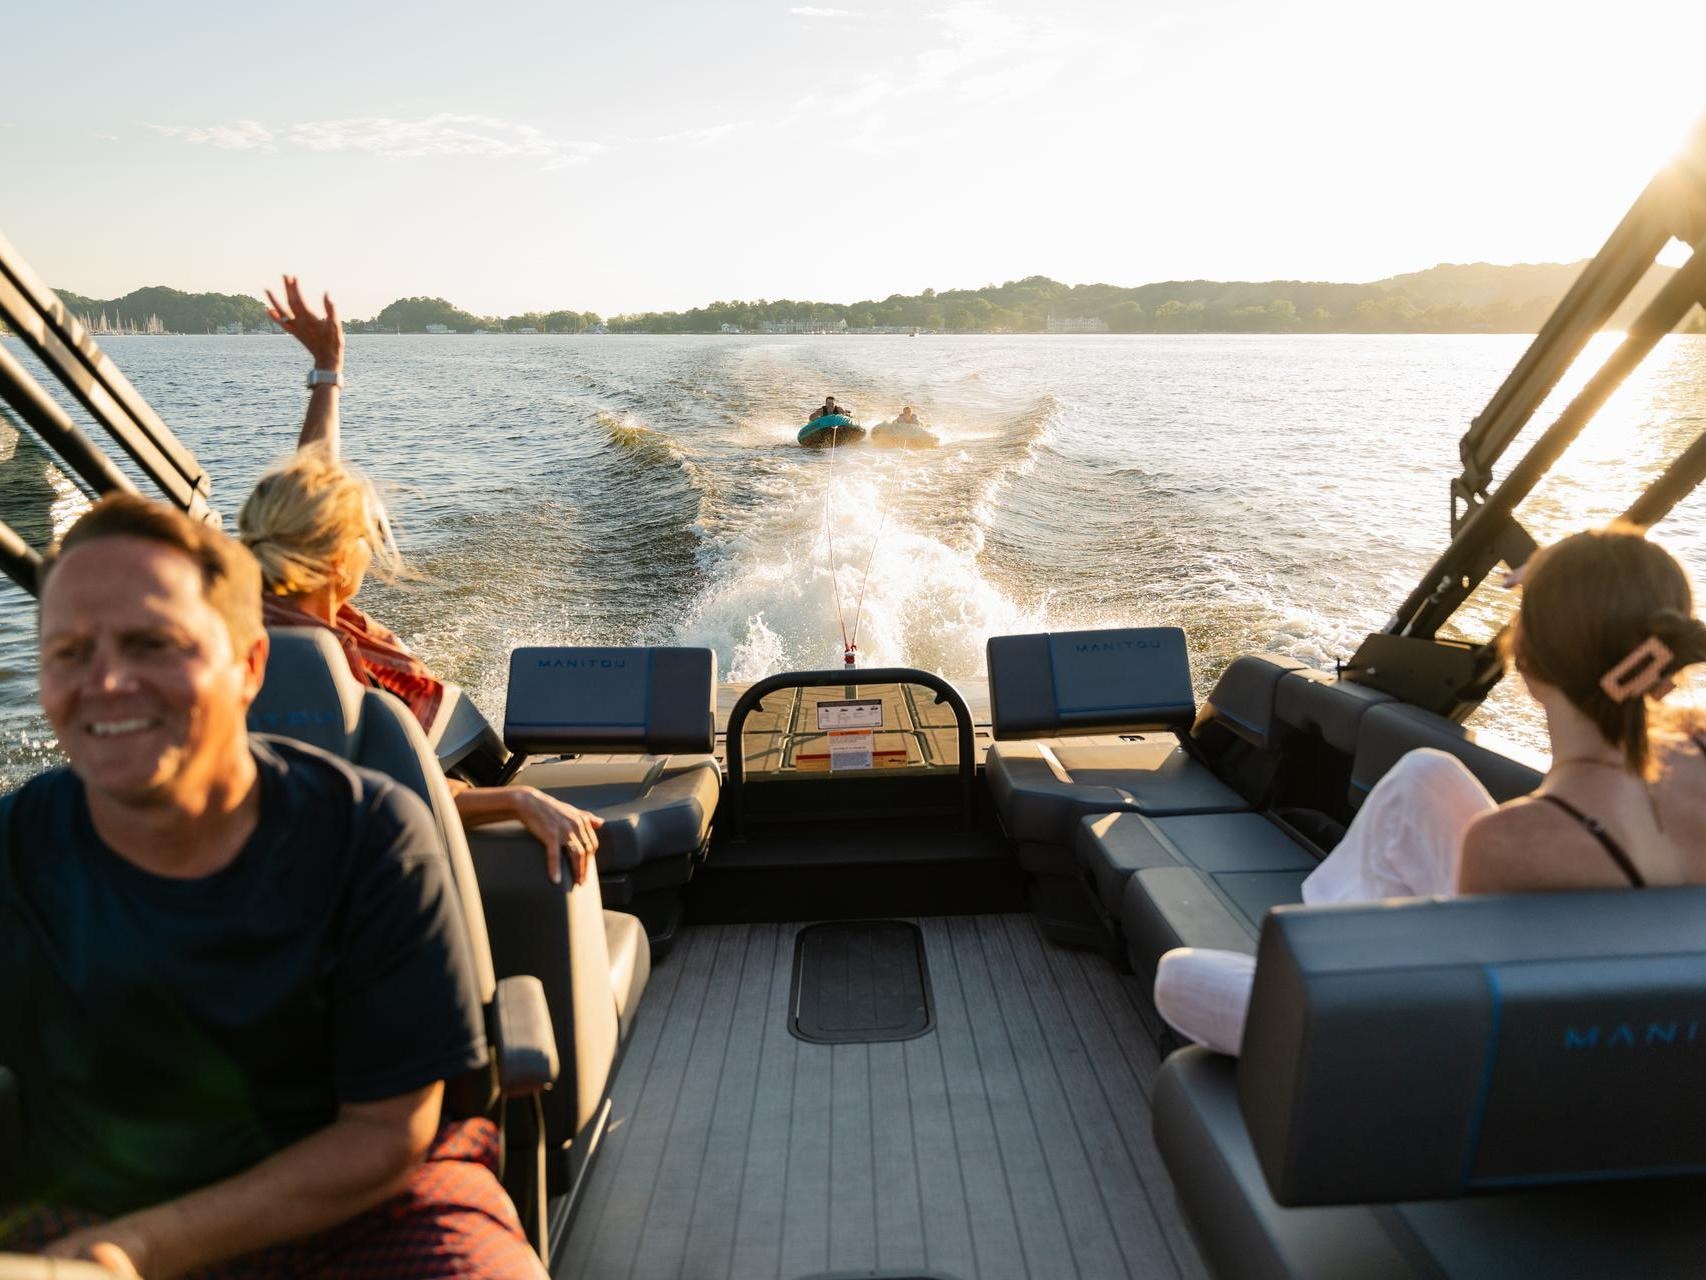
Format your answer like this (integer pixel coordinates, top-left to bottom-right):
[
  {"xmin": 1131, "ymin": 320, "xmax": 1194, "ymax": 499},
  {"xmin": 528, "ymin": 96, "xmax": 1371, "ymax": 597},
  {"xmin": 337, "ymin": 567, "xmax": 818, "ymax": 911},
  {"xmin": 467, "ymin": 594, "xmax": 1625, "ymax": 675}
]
[
  {"xmin": 1075, "ymin": 639, "xmax": 1162, "ymax": 654},
  {"xmin": 1562, "ymin": 1022, "xmax": 1702, "ymax": 1049},
  {"xmin": 536, "ymin": 657, "xmax": 627, "ymax": 670}
]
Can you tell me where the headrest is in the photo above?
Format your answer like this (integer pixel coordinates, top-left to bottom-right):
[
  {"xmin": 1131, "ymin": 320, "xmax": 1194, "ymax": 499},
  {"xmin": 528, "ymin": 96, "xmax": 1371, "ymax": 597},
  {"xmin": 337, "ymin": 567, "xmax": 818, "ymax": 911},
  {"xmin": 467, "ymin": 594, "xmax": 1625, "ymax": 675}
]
[
  {"xmin": 1239, "ymin": 889, "xmax": 1706, "ymax": 1206},
  {"xmin": 504, "ymin": 646, "xmax": 716, "ymax": 755},
  {"xmin": 249, "ymin": 627, "xmax": 365, "ymax": 756},
  {"xmin": 988, "ymin": 627, "xmax": 1195, "ymax": 740},
  {"xmin": 1197, "ymin": 655, "xmax": 1305, "ymax": 749},
  {"xmin": 1350, "ymin": 701, "xmax": 1540, "ymax": 808},
  {"xmin": 1273, "ymin": 670, "xmax": 1394, "ymax": 756}
]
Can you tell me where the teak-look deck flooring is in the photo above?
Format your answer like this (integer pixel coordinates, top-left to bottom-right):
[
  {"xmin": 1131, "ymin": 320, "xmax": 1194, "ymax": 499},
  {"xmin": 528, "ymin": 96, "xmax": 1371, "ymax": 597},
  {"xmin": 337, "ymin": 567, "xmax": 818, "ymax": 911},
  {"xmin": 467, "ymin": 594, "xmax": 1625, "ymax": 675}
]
[{"xmin": 560, "ymin": 914, "xmax": 1207, "ymax": 1280}]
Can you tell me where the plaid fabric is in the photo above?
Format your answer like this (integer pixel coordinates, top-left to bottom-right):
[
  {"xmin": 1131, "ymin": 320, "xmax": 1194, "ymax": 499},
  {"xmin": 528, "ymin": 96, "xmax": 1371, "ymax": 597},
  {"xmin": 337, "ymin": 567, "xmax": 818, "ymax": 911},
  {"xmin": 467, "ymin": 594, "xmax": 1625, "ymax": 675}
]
[
  {"xmin": 262, "ymin": 596, "xmax": 445, "ymax": 732},
  {"xmin": 1, "ymin": 1118, "xmax": 543, "ymax": 1279}
]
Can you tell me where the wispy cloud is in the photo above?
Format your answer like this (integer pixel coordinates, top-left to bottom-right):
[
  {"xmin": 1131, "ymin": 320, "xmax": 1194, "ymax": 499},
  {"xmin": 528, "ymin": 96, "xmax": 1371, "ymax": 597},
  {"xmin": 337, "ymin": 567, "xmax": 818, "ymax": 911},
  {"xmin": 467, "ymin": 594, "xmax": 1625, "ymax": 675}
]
[
  {"xmin": 783, "ymin": 2, "xmax": 1077, "ymax": 147},
  {"xmin": 654, "ymin": 121, "xmax": 750, "ymax": 146},
  {"xmin": 86, "ymin": 132, "xmax": 120, "ymax": 143},
  {"xmin": 790, "ymin": 6, "xmax": 862, "ymax": 16},
  {"xmin": 150, "ymin": 120, "xmax": 277, "ymax": 150},
  {"xmin": 150, "ymin": 113, "xmax": 601, "ymax": 169}
]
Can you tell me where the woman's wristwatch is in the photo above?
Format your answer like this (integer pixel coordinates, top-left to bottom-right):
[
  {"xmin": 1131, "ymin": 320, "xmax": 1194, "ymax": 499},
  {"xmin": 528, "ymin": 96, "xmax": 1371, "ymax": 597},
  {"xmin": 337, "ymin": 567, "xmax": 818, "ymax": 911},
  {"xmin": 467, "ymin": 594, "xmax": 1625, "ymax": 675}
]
[{"xmin": 306, "ymin": 368, "xmax": 342, "ymax": 389}]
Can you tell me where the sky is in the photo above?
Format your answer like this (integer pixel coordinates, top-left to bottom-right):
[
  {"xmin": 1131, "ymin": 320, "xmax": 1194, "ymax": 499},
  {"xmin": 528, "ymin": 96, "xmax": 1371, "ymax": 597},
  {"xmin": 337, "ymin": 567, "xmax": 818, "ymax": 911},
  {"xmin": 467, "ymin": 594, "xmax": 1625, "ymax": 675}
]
[{"xmin": 2, "ymin": 0, "xmax": 1703, "ymax": 318}]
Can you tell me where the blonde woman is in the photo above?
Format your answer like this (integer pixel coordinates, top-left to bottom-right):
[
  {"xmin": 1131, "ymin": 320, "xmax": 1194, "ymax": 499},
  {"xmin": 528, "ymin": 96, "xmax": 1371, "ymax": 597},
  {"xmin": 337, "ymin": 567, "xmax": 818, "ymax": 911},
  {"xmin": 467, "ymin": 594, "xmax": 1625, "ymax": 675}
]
[{"xmin": 243, "ymin": 277, "xmax": 601, "ymax": 886}]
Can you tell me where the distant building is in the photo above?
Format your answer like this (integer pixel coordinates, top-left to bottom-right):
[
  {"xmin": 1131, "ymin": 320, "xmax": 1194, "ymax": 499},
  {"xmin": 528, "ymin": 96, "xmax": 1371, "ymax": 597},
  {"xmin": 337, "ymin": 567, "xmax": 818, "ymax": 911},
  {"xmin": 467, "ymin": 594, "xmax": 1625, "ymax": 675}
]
[
  {"xmin": 424, "ymin": 323, "xmax": 453, "ymax": 334},
  {"xmin": 514, "ymin": 326, "xmax": 540, "ymax": 334},
  {"xmin": 719, "ymin": 322, "xmax": 742, "ymax": 334},
  {"xmin": 1046, "ymin": 315, "xmax": 1110, "ymax": 334}
]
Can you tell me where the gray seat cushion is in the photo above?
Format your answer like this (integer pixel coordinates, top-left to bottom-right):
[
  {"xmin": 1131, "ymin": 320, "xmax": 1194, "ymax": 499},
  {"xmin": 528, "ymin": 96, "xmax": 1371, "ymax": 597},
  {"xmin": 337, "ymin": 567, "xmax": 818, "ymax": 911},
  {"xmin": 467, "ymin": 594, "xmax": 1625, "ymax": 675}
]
[
  {"xmin": 511, "ymin": 756, "xmax": 721, "ymax": 874},
  {"xmin": 986, "ymin": 738, "xmax": 1247, "ymax": 847},
  {"xmin": 1351, "ymin": 702, "xmax": 1542, "ymax": 809},
  {"xmin": 1156, "ymin": 1045, "xmax": 1706, "ymax": 1280},
  {"xmin": 604, "ymin": 910, "xmax": 650, "ymax": 1043},
  {"xmin": 1077, "ymin": 810, "xmax": 1318, "ymax": 919}
]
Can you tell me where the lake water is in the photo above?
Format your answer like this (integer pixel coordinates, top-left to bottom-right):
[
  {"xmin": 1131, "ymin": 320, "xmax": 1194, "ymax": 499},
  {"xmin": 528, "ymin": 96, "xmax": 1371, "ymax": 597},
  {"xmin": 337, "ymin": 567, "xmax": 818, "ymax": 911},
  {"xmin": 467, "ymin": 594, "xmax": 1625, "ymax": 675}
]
[{"xmin": 3, "ymin": 331, "xmax": 1705, "ymax": 787}]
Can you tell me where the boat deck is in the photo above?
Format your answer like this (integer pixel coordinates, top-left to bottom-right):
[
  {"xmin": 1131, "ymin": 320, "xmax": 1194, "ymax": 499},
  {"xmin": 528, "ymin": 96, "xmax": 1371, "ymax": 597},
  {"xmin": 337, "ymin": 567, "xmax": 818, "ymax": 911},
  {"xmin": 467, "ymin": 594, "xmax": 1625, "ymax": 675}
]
[{"xmin": 560, "ymin": 913, "xmax": 1206, "ymax": 1280}]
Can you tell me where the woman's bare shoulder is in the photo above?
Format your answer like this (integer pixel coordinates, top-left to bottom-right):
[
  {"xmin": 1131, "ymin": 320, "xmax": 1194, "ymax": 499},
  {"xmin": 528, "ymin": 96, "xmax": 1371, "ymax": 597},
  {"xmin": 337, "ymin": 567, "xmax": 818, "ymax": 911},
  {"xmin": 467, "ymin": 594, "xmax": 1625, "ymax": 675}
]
[{"xmin": 1457, "ymin": 797, "xmax": 1612, "ymax": 894}]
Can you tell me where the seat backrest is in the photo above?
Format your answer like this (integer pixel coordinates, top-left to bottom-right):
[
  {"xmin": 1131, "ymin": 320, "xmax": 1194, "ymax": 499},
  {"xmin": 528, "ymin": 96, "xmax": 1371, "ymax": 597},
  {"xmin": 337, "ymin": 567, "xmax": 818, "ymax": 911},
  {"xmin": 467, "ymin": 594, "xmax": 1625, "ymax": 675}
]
[
  {"xmin": 1238, "ymin": 888, "xmax": 1706, "ymax": 1206},
  {"xmin": 1196, "ymin": 654, "xmax": 1306, "ymax": 749},
  {"xmin": 987, "ymin": 626, "xmax": 1196, "ymax": 740},
  {"xmin": 1349, "ymin": 701, "xmax": 1540, "ymax": 808},
  {"xmin": 1273, "ymin": 669, "xmax": 1395, "ymax": 756},
  {"xmin": 503, "ymin": 646, "xmax": 716, "ymax": 756},
  {"xmin": 249, "ymin": 627, "xmax": 497, "ymax": 1108}
]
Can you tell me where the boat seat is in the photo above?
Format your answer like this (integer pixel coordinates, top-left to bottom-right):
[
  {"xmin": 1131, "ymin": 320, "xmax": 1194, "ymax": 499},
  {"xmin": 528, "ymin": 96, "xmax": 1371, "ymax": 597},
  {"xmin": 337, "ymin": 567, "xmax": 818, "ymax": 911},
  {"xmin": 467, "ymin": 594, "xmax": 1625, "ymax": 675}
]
[
  {"xmin": 1154, "ymin": 888, "xmax": 1706, "ymax": 1279},
  {"xmin": 604, "ymin": 906, "xmax": 651, "ymax": 1043},
  {"xmin": 248, "ymin": 627, "xmax": 565, "ymax": 1251},
  {"xmin": 1351, "ymin": 701, "xmax": 1541, "ymax": 809},
  {"xmin": 507, "ymin": 757, "xmax": 720, "ymax": 878},
  {"xmin": 983, "ymin": 627, "xmax": 1247, "ymax": 948},
  {"xmin": 1273, "ymin": 669, "xmax": 1396, "ymax": 755},
  {"xmin": 987, "ymin": 738, "xmax": 1247, "ymax": 846},
  {"xmin": 503, "ymin": 646, "xmax": 721, "ymax": 952},
  {"xmin": 1077, "ymin": 811, "xmax": 1316, "ymax": 973}
]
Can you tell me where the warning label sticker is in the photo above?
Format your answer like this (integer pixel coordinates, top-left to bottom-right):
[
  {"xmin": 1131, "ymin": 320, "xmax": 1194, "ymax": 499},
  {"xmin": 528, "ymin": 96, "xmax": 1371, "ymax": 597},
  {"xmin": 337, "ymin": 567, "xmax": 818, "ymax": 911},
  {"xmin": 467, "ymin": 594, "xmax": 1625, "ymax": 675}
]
[
  {"xmin": 818, "ymin": 699, "xmax": 884, "ymax": 730},
  {"xmin": 827, "ymin": 729, "xmax": 875, "ymax": 771}
]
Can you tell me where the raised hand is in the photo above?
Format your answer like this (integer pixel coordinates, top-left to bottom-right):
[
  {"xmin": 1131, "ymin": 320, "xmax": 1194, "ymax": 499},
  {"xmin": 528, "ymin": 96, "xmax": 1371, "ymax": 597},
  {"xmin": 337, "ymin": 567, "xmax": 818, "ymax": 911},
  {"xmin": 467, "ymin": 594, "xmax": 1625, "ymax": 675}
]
[{"xmin": 266, "ymin": 274, "xmax": 344, "ymax": 372}]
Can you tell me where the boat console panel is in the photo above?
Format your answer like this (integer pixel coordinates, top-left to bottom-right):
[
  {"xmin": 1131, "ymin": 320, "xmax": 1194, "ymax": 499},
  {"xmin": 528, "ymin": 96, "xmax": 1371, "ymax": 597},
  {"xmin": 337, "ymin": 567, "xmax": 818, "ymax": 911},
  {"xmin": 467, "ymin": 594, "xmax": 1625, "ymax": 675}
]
[
  {"xmin": 988, "ymin": 626, "xmax": 1197, "ymax": 739},
  {"xmin": 503, "ymin": 645, "xmax": 716, "ymax": 755}
]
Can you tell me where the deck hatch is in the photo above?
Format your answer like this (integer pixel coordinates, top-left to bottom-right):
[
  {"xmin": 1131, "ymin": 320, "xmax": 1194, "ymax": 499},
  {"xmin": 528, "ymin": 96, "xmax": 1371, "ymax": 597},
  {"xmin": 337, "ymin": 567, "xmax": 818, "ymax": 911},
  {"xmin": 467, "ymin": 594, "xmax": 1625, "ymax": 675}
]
[{"xmin": 789, "ymin": 920, "xmax": 934, "ymax": 1044}]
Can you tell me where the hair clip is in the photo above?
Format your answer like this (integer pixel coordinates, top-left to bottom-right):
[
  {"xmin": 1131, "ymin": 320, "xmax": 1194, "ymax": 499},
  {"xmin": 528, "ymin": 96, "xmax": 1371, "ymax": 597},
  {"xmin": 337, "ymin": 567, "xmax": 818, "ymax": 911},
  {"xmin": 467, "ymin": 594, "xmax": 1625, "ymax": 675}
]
[{"xmin": 1600, "ymin": 636, "xmax": 1676, "ymax": 704}]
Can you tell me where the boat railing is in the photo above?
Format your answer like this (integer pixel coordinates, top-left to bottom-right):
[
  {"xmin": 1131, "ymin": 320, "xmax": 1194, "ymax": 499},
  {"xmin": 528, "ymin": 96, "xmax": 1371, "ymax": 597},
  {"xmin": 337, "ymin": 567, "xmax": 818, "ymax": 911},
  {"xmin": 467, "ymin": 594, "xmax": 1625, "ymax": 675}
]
[
  {"xmin": 0, "ymin": 228, "xmax": 214, "ymax": 595},
  {"xmin": 723, "ymin": 667, "xmax": 977, "ymax": 836},
  {"xmin": 1350, "ymin": 115, "xmax": 1706, "ymax": 718}
]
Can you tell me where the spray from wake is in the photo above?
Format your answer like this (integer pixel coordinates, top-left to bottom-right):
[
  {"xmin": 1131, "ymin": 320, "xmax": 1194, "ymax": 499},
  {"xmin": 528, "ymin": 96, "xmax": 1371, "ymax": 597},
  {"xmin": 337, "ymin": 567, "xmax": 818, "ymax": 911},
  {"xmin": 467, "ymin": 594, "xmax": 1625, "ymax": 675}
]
[{"xmin": 669, "ymin": 445, "xmax": 1043, "ymax": 681}]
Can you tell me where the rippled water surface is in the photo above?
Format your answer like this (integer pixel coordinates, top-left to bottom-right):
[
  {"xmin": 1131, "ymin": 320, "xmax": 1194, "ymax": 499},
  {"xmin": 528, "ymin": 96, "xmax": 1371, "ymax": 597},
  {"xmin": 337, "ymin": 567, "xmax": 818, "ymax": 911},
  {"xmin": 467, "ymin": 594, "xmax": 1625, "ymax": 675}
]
[{"xmin": 3, "ymin": 331, "xmax": 1705, "ymax": 786}]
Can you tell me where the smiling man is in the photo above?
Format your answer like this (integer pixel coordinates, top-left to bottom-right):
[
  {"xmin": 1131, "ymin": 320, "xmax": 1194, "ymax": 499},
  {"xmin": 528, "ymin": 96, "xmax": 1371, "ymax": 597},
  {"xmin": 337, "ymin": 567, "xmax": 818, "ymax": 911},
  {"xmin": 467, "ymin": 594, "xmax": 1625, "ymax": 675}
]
[{"xmin": 0, "ymin": 494, "xmax": 543, "ymax": 1278}]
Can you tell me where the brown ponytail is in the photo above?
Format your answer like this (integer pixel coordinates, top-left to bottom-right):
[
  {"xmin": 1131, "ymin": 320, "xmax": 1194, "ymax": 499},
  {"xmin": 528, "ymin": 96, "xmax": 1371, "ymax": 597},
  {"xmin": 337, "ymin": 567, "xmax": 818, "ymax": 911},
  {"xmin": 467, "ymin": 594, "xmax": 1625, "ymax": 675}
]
[{"xmin": 1508, "ymin": 523, "xmax": 1706, "ymax": 778}]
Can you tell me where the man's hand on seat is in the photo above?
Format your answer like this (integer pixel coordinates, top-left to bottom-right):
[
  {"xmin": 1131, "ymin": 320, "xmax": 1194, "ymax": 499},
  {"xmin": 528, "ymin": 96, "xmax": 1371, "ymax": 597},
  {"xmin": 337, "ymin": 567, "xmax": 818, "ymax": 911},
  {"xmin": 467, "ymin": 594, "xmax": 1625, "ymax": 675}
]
[
  {"xmin": 452, "ymin": 786, "xmax": 603, "ymax": 885},
  {"xmin": 42, "ymin": 1235, "xmax": 144, "ymax": 1277},
  {"xmin": 506, "ymin": 788, "xmax": 603, "ymax": 886}
]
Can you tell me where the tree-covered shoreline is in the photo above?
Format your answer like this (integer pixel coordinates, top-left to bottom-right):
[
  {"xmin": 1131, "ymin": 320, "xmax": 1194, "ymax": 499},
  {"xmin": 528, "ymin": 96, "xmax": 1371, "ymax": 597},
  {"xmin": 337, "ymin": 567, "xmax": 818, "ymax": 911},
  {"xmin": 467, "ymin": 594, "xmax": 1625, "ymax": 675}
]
[{"xmin": 10, "ymin": 261, "xmax": 1703, "ymax": 337}]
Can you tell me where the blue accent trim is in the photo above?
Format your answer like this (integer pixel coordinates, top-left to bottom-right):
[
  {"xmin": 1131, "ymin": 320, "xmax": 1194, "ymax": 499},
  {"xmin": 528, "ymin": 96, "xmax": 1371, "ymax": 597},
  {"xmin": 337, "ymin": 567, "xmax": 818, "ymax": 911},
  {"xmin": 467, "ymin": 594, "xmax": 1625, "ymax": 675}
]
[
  {"xmin": 1210, "ymin": 705, "xmax": 1263, "ymax": 737},
  {"xmin": 1058, "ymin": 699, "xmax": 1195, "ymax": 715},
  {"xmin": 641, "ymin": 651, "xmax": 654, "ymax": 735},
  {"xmin": 1470, "ymin": 1160, "xmax": 1706, "ymax": 1190},
  {"xmin": 1350, "ymin": 777, "xmax": 1372, "ymax": 793},
  {"xmin": 1459, "ymin": 965, "xmax": 1503, "ymax": 1191},
  {"xmin": 506, "ymin": 719, "xmax": 646, "ymax": 728},
  {"xmin": 1046, "ymin": 642, "xmax": 1062, "ymax": 720}
]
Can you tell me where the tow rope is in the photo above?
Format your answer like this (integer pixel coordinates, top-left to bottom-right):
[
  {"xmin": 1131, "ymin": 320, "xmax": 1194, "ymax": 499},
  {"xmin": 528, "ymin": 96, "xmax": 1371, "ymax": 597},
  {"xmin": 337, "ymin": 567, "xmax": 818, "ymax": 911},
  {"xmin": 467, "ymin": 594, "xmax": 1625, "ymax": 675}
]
[{"xmin": 818, "ymin": 425, "xmax": 895, "ymax": 668}]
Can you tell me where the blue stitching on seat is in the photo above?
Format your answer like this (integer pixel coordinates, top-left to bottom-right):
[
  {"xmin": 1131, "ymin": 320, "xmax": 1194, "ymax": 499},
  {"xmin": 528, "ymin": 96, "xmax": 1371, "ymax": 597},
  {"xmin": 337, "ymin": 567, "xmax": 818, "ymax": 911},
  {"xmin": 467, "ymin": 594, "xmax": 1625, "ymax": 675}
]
[{"xmin": 1459, "ymin": 965, "xmax": 1503, "ymax": 1191}]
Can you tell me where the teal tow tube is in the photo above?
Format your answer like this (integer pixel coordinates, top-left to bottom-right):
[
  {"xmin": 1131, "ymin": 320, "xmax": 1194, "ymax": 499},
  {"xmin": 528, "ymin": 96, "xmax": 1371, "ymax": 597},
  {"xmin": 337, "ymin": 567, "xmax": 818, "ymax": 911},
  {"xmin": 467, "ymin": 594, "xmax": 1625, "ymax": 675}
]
[{"xmin": 798, "ymin": 414, "xmax": 865, "ymax": 447}]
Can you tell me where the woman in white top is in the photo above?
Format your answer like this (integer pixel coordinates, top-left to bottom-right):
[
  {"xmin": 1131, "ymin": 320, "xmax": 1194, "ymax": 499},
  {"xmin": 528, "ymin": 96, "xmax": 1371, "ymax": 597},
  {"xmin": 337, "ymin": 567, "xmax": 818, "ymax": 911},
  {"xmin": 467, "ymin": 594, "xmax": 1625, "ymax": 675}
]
[{"xmin": 1155, "ymin": 523, "xmax": 1706, "ymax": 1054}]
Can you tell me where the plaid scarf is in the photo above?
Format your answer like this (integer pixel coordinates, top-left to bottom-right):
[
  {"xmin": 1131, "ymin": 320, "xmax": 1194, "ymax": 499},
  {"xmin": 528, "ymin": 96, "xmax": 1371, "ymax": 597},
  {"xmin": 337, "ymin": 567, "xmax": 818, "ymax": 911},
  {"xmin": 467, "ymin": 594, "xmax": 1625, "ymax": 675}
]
[{"xmin": 261, "ymin": 595, "xmax": 444, "ymax": 732}]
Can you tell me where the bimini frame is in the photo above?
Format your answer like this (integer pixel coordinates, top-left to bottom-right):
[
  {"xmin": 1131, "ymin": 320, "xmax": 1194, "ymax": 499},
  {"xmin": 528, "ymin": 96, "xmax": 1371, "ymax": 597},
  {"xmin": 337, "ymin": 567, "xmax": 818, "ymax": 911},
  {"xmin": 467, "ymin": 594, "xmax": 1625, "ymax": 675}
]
[
  {"xmin": 0, "ymin": 228, "xmax": 215, "ymax": 593},
  {"xmin": 1349, "ymin": 115, "xmax": 1706, "ymax": 718}
]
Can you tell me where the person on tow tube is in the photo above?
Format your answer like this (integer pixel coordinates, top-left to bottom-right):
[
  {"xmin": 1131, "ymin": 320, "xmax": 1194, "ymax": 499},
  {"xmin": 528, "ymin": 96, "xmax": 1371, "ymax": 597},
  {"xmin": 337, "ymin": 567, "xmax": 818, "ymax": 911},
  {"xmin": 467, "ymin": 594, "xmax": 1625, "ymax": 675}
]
[
  {"xmin": 810, "ymin": 396, "xmax": 847, "ymax": 422},
  {"xmin": 244, "ymin": 276, "xmax": 599, "ymax": 888},
  {"xmin": 0, "ymin": 496, "xmax": 545, "ymax": 1278}
]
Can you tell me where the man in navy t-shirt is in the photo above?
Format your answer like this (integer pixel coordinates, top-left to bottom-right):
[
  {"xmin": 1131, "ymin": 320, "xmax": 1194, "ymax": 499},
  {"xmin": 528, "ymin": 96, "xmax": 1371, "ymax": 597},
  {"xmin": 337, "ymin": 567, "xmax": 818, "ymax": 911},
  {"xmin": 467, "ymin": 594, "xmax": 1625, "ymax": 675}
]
[{"xmin": 0, "ymin": 495, "xmax": 542, "ymax": 1278}]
